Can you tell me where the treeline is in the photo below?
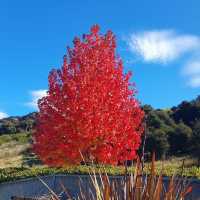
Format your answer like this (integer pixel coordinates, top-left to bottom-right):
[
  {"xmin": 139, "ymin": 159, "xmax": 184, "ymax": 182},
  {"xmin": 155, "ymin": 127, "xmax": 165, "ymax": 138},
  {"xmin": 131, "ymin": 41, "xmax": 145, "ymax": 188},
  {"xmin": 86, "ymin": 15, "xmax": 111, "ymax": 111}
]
[
  {"xmin": 0, "ymin": 112, "xmax": 36, "ymax": 134},
  {"xmin": 0, "ymin": 97, "xmax": 200, "ymax": 161},
  {"xmin": 143, "ymin": 96, "xmax": 200, "ymax": 161}
]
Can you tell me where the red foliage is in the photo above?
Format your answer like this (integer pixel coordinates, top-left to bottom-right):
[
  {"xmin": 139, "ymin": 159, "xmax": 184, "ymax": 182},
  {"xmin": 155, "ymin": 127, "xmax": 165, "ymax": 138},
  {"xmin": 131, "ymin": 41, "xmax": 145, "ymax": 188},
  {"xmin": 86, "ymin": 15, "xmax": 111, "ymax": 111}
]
[{"xmin": 34, "ymin": 25, "xmax": 144, "ymax": 166}]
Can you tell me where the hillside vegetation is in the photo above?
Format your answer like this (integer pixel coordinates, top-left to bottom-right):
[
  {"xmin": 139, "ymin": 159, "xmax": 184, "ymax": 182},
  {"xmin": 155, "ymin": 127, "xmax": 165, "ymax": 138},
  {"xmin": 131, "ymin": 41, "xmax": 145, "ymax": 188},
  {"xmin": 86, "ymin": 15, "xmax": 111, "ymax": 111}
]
[{"xmin": 0, "ymin": 96, "xmax": 200, "ymax": 166}]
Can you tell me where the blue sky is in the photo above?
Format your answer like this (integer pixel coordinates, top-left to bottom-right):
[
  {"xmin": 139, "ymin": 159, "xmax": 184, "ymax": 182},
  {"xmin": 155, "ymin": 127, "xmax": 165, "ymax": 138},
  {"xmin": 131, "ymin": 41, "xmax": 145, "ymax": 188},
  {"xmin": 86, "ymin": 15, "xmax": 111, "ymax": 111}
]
[{"xmin": 0, "ymin": 0, "xmax": 200, "ymax": 117}]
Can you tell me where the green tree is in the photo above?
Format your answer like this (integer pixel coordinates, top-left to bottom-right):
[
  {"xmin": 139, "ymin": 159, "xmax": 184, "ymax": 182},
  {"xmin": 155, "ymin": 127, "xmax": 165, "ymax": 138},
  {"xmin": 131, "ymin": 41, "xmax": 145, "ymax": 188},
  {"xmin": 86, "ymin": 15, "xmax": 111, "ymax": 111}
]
[
  {"xmin": 0, "ymin": 121, "xmax": 16, "ymax": 134},
  {"xmin": 191, "ymin": 121, "xmax": 200, "ymax": 164},
  {"xmin": 168, "ymin": 122, "xmax": 192, "ymax": 155},
  {"xmin": 172, "ymin": 98, "xmax": 200, "ymax": 127},
  {"xmin": 146, "ymin": 129, "xmax": 169, "ymax": 159},
  {"xmin": 142, "ymin": 104, "xmax": 153, "ymax": 114}
]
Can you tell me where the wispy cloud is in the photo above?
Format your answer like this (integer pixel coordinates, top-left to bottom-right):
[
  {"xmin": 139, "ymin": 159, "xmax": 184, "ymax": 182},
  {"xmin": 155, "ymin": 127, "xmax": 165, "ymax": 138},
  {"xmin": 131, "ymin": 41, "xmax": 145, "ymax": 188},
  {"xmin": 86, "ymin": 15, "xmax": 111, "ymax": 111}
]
[
  {"xmin": 187, "ymin": 76, "xmax": 200, "ymax": 88},
  {"xmin": 182, "ymin": 60, "xmax": 200, "ymax": 88},
  {"xmin": 26, "ymin": 89, "xmax": 47, "ymax": 109},
  {"xmin": 127, "ymin": 29, "xmax": 200, "ymax": 88},
  {"xmin": 182, "ymin": 60, "xmax": 200, "ymax": 76},
  {"xmin": 128, "ymin": 30, "xmax": 200, "ymax": 63},
  {"xmin": 0, "ymin": 111, "xmax": 8, "ymax": 119}
]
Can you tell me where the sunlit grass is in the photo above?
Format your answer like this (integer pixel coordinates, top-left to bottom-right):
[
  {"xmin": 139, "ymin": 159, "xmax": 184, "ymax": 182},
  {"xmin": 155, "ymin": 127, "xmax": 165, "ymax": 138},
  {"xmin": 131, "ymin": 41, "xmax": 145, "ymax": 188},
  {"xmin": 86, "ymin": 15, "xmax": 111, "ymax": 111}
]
[{"xmin": 0, "ymin": 141, "xmax": 30, "ymax": 168}]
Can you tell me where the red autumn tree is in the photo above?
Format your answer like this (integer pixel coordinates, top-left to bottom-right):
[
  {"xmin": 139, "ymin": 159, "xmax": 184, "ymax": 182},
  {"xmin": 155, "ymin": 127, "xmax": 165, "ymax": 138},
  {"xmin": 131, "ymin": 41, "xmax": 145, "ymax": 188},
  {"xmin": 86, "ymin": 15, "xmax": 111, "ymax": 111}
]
[{"xmin": 34, "ymin": 25, "xmax": 144, "ymax": 166}]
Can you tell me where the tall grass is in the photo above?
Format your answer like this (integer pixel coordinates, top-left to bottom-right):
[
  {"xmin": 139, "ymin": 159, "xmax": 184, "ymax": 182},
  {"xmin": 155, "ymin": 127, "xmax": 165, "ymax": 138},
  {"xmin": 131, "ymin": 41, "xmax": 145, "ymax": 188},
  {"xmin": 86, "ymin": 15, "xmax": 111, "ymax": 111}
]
[{"xmin": 32, "ymin": 153, "xmax": 193, "ymax": 200}]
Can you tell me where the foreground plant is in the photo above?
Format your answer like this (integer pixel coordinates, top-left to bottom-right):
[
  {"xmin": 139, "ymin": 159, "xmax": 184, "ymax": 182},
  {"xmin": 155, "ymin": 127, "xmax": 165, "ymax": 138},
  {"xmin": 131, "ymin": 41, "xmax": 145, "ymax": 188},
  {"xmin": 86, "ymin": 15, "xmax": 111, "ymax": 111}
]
[
  {"xmin": 36, "ymin": 154, "xmax": 192, "ymax": 200},
  {"xmin": 34, "ymin": 25, "xmax": 144, "ymax": 166},
  {"xmin": 77, "ymin": 155, "xmax": 192, "ymax": 200}
]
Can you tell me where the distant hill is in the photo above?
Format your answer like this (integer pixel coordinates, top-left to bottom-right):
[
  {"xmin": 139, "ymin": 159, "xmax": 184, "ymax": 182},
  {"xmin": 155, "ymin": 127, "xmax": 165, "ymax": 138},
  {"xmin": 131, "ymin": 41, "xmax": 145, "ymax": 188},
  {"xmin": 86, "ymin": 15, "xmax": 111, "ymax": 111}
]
[{"xmin": 0, "ymin": 112, "xmax": 37, "ymax": 135}]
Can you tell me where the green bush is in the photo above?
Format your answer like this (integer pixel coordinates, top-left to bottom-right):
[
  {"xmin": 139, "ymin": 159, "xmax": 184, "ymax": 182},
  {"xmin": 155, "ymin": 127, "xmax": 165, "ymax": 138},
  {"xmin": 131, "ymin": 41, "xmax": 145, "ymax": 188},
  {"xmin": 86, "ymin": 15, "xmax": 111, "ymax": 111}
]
[{"xmin": 0, "ymin": 132, "xmax": 31, "ymax": 145}]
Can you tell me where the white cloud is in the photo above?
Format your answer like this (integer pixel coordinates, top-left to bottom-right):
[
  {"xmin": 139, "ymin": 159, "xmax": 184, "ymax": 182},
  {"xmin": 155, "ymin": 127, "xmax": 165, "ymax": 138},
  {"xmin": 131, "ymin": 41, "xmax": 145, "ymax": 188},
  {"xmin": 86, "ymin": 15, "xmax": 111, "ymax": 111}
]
[
  {"xmin": 182, "ymin": 60, "xmax": 200, "ymax": 88},
  {"xmin": 187, "ymin": 76, "xmax": 200, "ymax": 88},
  {"xmin": 182, "ymin": 60, "xmax": 200, "ymax": 76},
  {"xmin": 0, "ymin": 111, "xmax": 8, "ymax": 119},
  {"xmin": 128, "ymin": 30, "xmax": 200, "ymax": 63},
  {"xmin": 26, "ymin": 89, "xmax": 47, "ymax": 109}
]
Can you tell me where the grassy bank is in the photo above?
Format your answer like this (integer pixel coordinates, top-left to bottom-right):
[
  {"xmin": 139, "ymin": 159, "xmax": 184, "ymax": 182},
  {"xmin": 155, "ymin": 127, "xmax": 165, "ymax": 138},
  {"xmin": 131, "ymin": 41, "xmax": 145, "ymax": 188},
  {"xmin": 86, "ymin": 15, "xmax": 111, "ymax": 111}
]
[{"xmin": 0, "ymin": 163, "xmax": 200, "ymax": 183}]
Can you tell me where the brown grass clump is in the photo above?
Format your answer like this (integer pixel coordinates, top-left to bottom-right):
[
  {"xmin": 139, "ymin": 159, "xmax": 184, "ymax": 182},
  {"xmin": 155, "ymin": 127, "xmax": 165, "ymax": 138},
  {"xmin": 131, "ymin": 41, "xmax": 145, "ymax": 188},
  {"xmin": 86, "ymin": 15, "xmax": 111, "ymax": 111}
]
[{"xmin": 34, "ymin": 153, "xmax": 193, "ymax": 200}]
